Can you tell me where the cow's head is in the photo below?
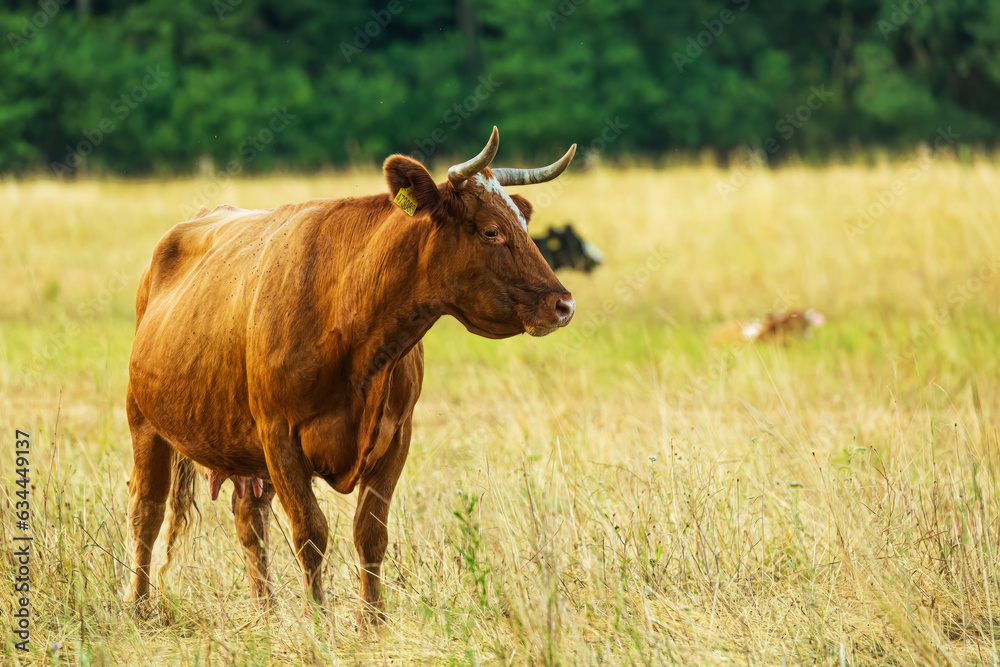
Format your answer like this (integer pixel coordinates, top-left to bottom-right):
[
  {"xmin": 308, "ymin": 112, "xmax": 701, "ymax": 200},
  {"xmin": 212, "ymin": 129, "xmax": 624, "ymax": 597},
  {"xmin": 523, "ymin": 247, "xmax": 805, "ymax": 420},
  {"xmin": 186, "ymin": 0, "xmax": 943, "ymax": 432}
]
[
  {"xmin": 534, "ymin": 224, "xmax": 604, "ymax": 273},
  {"xmin": 384, "ymin": 127, "xmax": 576, "ymax": 338}
]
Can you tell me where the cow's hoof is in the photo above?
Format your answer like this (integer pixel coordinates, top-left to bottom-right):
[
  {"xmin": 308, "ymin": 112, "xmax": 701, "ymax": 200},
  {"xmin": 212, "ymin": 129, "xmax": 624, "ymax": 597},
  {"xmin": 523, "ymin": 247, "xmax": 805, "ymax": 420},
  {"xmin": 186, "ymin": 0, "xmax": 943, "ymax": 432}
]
[
  {"xmin": 357, "ymin": 605, "xmax": 386, "ymax": 634},
  {"xmin": 300, "ymin": 596, "xmax": 328, "ymax": 620},
  {"xmin": 252, "ymin": 589, "xmax": 275, "ymax": 612},
  {"xmin": 124, "ymin": 595, "xmax": 155, "ymax": 620}
]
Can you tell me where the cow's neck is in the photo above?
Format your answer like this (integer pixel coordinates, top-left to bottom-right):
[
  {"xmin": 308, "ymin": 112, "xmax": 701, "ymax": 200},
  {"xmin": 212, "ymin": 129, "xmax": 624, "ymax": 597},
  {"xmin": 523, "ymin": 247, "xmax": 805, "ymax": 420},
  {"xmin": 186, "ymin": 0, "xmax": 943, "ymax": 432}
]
[
  {"xmin": 323, "ymin": 206, "xmax": 441, "ymax": 390},
  {"xmin": 319, "ymin": 205, "xmax": 442, "ymax": 490}
]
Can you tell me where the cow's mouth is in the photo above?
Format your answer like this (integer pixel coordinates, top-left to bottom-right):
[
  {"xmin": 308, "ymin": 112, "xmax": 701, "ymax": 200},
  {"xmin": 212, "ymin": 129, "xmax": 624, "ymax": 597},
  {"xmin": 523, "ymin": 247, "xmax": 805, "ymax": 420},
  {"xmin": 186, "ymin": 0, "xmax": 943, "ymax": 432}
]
[
  {"xmin": 515, "ymin": 296, "xmax": 574, "ymax": 337},
  {"xmin": 523, "ymin": 322, "xmax": 562, "ymax": 337}
]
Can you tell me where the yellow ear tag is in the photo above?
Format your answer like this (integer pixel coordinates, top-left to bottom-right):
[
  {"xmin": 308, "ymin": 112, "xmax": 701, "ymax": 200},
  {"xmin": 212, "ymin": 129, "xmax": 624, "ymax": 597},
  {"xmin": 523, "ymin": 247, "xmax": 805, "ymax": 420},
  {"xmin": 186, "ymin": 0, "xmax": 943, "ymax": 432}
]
[
  {"xmin": 547, "ymin": 237, "xmax": 562, "ymax": 251},
  {"xmin": 394, "ymin": 187, "xmax": 418, "ymax": 216}
]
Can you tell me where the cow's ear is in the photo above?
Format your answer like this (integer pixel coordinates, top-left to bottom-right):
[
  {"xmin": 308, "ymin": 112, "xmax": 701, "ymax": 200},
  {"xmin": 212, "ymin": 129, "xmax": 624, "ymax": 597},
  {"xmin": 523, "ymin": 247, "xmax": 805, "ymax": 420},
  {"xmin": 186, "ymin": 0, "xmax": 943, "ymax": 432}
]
[
  {"xmin": 384, "ymin": 155, "xmax": 440, "ymax": 215},
  {"xmin": 509, "ymin": 194, "xmax": 533, "ymax": 228}
]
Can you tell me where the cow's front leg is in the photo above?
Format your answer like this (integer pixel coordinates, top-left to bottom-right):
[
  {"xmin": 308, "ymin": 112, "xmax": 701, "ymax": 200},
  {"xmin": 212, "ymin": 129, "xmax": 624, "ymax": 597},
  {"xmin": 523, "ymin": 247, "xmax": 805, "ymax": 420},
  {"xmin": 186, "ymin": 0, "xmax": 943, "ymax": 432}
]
[
  {"xmin": 260, "ymin": 425, "xmax": 328, "ymax": 606},
  {"xmin": 354, "ymin": 421, "xmax": 411, "ymax": 627}
]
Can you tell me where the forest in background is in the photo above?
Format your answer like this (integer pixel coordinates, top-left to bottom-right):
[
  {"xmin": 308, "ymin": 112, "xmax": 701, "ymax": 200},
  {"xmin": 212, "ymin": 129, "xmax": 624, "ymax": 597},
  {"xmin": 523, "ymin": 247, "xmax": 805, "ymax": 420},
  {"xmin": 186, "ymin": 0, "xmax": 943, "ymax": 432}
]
[{"xmin": 2, "ymin": 0, "xmax": 998, "ymax": 176}]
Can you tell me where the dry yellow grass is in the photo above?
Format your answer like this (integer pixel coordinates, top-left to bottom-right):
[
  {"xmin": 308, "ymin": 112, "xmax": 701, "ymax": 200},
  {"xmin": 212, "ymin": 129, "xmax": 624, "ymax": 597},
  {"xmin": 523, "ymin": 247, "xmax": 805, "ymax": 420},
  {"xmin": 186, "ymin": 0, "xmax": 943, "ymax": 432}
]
[{"xmin": 1, "ymin": 158, "xmax": 999, "ymax": 664}]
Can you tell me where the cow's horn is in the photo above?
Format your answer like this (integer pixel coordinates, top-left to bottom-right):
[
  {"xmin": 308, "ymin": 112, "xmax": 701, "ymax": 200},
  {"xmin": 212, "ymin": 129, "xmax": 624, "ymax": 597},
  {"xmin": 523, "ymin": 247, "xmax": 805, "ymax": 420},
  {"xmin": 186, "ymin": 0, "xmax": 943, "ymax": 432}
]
[
  {"xmin": 493, "ymin": 144, "xmax": 577, "ymax": 187},
  {"xmin": 448, "ymin": 126, "xmax": 500, "ymax": 189}
]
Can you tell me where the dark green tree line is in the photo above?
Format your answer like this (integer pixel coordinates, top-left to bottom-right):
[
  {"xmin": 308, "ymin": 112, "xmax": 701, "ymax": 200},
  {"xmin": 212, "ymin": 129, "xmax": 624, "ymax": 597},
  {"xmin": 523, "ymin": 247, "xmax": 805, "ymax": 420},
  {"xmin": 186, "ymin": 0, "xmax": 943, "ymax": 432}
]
[{"xmin": 0, "ymin": 0, "xmax": 996, "ymax": 176}]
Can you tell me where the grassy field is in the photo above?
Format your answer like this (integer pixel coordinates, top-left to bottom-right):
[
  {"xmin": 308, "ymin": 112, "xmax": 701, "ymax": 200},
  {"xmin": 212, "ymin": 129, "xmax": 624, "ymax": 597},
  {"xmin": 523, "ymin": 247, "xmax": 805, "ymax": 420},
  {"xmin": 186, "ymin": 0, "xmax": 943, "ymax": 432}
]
[{"xmin": 2, "ymin": 157, "xmax": 999, "ymax": 665}]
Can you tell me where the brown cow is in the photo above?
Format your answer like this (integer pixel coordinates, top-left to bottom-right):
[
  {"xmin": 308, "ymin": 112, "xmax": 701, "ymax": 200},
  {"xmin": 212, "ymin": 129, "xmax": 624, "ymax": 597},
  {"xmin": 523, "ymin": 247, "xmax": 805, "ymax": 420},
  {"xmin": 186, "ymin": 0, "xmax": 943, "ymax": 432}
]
[
  {"xmin": 709, "ymin": 309, "xmax": 826, "ymax": 345},
  {"xmin": 124, "ymin": 127, "xmax": 576, "ymax": 625}
]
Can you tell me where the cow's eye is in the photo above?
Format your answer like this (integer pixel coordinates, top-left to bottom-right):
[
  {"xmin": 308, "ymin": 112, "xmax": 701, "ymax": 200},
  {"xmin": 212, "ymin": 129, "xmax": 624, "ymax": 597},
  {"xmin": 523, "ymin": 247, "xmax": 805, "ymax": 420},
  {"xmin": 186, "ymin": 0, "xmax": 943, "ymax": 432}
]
[{"xmin": 480, "ymin": 227, "xmax": 503, "ymax": 244}]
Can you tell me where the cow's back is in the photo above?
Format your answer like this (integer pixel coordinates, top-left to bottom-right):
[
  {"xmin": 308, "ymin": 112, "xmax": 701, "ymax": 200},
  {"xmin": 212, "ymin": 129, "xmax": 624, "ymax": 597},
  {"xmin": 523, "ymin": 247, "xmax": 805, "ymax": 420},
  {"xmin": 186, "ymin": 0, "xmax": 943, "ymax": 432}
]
[{"xmin": 145, "ymin": 205, "xmax": 277, "ymax": 305}]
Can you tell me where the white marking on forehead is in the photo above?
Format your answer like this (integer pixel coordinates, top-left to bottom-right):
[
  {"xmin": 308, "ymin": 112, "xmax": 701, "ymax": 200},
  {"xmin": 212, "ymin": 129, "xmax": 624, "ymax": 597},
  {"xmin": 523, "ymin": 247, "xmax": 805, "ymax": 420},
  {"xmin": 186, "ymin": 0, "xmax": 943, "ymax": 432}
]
[{"xmin": 473, "ymin": 174, "xmax": 527, "ymax": 232}]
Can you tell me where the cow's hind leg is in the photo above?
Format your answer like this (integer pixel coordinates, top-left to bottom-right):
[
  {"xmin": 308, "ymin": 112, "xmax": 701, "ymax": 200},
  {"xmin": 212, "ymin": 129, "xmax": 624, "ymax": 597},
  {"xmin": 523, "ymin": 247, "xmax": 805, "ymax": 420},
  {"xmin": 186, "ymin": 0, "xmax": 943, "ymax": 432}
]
[
  {"xmin": 232, "ymin": 481, "xmax": 276, "ymax": 606},
  {"xmin": 125, "ymin": 392, "xmax": 173, "ymax": 610},
  {"xmin": 354, "ymin": 422, "xmax": 411, "ymax": 627}
]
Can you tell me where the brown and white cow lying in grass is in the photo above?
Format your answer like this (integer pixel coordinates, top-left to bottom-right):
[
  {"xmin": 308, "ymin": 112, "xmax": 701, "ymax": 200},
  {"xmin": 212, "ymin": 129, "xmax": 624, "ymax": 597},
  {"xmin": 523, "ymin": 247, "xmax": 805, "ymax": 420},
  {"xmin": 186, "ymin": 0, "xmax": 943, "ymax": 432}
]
[{"xmin": 124, "ymin": 127, "xmax": 576, "ymax": 625}]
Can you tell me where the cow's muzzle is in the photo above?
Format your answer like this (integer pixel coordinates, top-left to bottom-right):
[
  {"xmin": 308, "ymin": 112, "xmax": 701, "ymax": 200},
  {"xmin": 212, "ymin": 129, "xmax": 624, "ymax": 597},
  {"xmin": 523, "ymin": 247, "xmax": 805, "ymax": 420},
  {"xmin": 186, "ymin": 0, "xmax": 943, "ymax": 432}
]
[
  {"xmin": 555, "ymin": 295, "xmax": 575, "ymax": 327},
  {"xmin": 523, "ymin": 291, "xmax": 575, "ymax": 337}
]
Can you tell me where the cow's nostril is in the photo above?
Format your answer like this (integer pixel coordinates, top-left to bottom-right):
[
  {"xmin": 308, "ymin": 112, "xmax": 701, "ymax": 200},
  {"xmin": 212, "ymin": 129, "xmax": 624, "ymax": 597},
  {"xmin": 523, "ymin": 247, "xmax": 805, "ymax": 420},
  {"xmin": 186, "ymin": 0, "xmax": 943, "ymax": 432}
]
[{"xmin": 555, "ymin": 297, "xmax": 575, "ymax": 324}]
